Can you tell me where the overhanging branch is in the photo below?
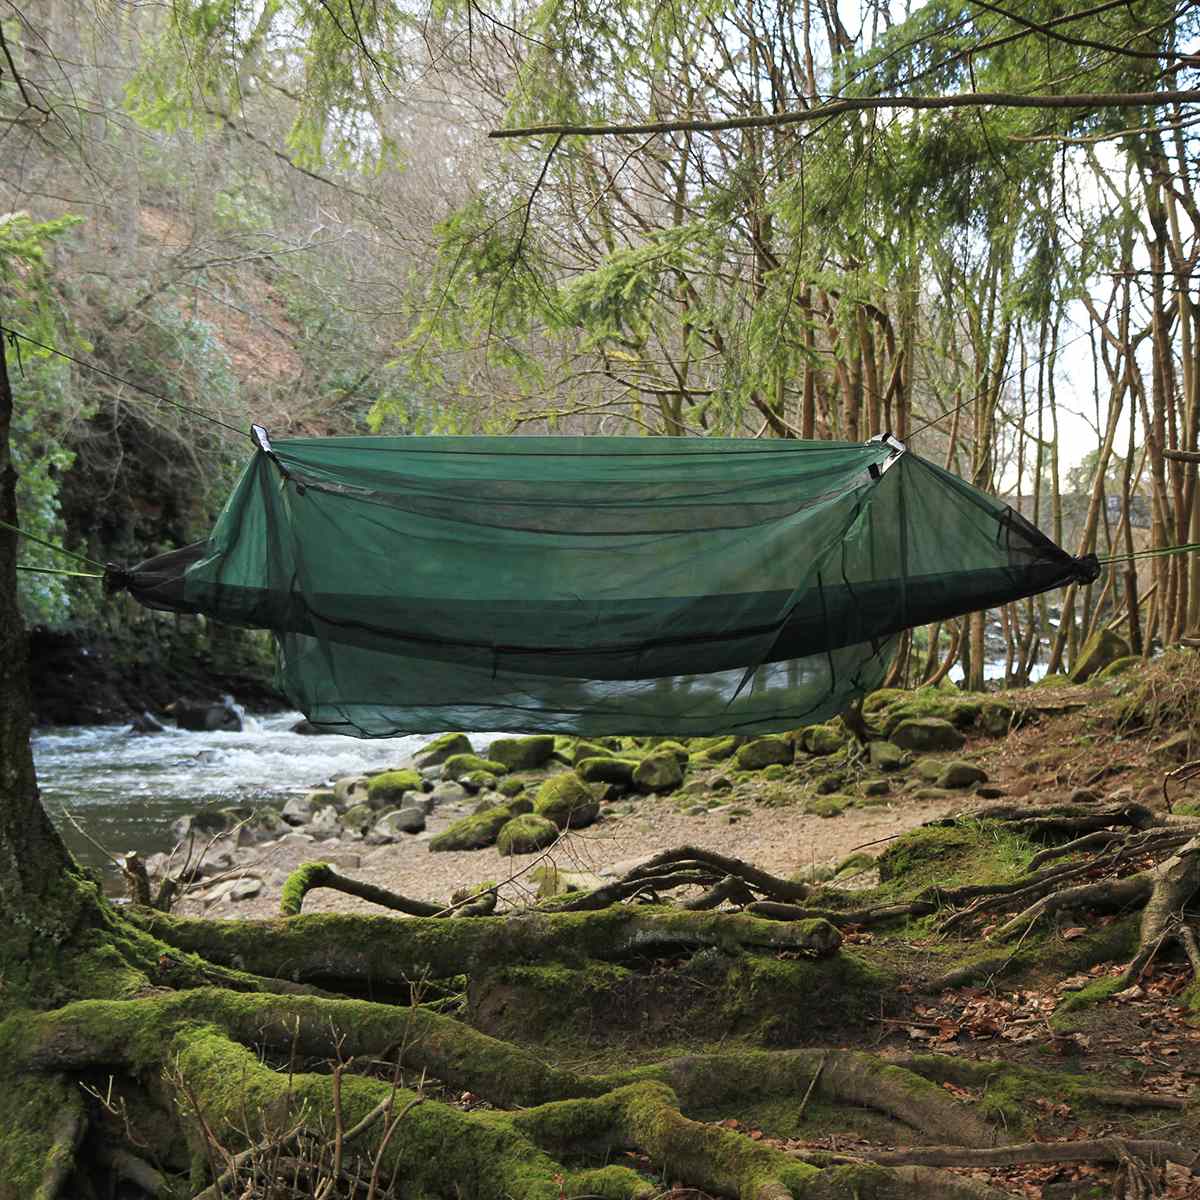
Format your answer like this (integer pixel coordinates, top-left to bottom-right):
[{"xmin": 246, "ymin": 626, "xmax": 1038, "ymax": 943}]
[{"xmin": 489, "ymin": 89, "xmax": 1200, "ymax": 140}]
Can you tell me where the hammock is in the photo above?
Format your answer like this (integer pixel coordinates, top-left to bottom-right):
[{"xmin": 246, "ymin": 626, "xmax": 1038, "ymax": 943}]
[{"xmin": 113, "ymin": 431, "xmax": 1098, "ymax": 737}]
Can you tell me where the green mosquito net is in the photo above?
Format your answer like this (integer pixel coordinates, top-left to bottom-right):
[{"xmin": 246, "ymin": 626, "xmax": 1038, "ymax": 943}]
[{"xmin": 117, "ymin": 434, "xmax": 1097, "ymax": 737}]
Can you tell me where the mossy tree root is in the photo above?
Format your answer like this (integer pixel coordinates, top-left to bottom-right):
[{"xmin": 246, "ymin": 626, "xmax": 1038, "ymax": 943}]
[
  {"xmin": 278, "ymin": 860, "xmax": 501, "ymax": 918},
  {"xmin": 7, "ymin": 992, "xmax": 1023, "ymax": 1200},
  {"xmin": 542, "ymin": 845, "xmax": 813, "ymax": 912},
  {"xmin": 129, "ymin": 906, "xmax": 843, "ymax": 991}
]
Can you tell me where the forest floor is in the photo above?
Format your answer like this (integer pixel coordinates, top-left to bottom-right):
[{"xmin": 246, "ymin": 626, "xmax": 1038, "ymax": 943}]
[{"xmin": 124, "ymin": 653, "xmax": 1200, "ymax": 1199}]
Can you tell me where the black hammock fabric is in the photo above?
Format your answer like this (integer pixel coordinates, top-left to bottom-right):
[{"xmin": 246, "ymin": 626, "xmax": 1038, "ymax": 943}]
[{"xmin": 116, "ymin": 434, "xmax": 1098, "ymax": 737}]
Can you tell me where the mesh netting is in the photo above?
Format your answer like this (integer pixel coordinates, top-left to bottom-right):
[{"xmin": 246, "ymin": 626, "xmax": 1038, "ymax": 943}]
[{"xmin": 122, "ymin": 435, "xmax": 1097, "ymax": 736}]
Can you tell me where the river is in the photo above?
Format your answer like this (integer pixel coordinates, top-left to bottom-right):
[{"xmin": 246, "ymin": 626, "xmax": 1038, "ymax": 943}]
[{"xmin": 32, "ymin": 714, "xmax": 445, "ymax": 877}]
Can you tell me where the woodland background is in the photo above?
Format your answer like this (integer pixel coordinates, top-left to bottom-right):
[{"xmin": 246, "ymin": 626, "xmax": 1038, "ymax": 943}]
[{"xmin": 1, "ymin": 0, "xmax": 1197, "ymax": 699}]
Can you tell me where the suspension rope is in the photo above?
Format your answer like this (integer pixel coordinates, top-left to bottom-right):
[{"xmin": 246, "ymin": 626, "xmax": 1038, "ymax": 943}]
[
  {"xmin": 1097, "ymin": 540, "xmax": 1200, "ymax": 566},
  {"xmin": 0, "ymin": 517, "xmax": 108, "ymax": 570},
  {"xmin": 907, "ymin": 325, "xmax": 1095, "ymax": 440},
  {"xmin": 0, "ymin": 325, "xmax": 247, "ymax": 439},
  {"xmin": 16, "ymin": 565, "xmax": 105, "ymax": 579}
]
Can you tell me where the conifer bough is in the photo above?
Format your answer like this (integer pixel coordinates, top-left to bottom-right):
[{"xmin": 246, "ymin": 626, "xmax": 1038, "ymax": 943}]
[{"xmin": 489, "ymin": 89, "xmax": 1200, "ymax": 139}]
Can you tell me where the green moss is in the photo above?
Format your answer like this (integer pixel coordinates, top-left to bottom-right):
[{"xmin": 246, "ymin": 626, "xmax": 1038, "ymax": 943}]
[
  {"xmin": 487, "ymin": 736, "xmax": 556, "ymax": 771},
  {"xmin": 576, "ymin": 756, "xmax": 636, "ymax": 785},
  {"xmin": 497, "ymin": 814, "xmax": 559, "ymax": 856},
  {"xmin": 497, "ymin": 776, "xmax": 527, "ymax": 797},
  {"xmin": 430, "ymin": 797, "xmax": 533, "ymax": 851},
  {"xmin": 804, "ymin": 794, "xmax": 848, "ymax": 817},
  {"xmin": 0, "ymin": 1074, "xmax": 83, "ymax": 1200},
  {"xmin": 877, "ymin": 825, "xmax": 978, "ymax": 883},
  {"xmin": 535, "ymin": 774, "xmax": 600, "ymax": 829},
  {"xmin": 443, "ymin": 753, "xmax": 510, "ymax": 780},
  {"xmin": 834, "ymin": 852, "xmax": 876, "ymax": 876},
  {"xmin": 366, "ymin": 768, "xmax": 422, "ymax": 807},
  {"xmin": 693, "ymin": 735, "xmax": 740, "ymax": 761},
  {"xmin": 415, "ymin": 731, "xmax": 472, "ymax": 764},
  {"xmin": 279, "ymin": 861, "xmax": 332, "ymax": 916}
]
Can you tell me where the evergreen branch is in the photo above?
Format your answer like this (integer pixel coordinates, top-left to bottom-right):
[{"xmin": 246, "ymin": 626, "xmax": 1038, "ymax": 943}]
[{"xmin": 490, "ymin": 89, "xmax": 1200, "ymax": 140}]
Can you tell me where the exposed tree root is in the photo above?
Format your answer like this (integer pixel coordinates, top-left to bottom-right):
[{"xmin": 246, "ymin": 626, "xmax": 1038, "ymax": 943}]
[
  {"xmin": 859, "ymin": 1138, "xmax": 1197, "ymax": 1171},
  {"xmin": 542, "ymin": 845, "xmax": 813, "ymax": 911},
  {"xmin": 6, "ymin": 985, "xmax": 1041, "ymax": 1199},
  {"xmin": 34, "ymin": 1090, "xmax": 86, "ymax": 1200},
  {"xmin": 128, "ymin": 905, "xmax": 844, "ymax": 990},
  {"xmin": 279, "ymin": 861, "xmax": 502, "ymax": 918}
]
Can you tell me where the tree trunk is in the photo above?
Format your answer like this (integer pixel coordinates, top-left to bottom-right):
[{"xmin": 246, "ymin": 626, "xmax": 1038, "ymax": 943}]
[{"xmin": 0, "ymin": 326, "xmax": 78, "ymax": 942}]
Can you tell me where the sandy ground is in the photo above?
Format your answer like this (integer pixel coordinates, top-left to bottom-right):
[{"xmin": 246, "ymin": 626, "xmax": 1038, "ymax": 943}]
[{"xmin": 174, "ymin": 785, "xmax": 975, "ymax": 921}]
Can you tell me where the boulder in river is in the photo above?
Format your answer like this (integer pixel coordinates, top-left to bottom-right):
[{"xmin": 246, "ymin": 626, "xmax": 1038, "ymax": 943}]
[
  {"xmin": 128, "ymin": 710, "xmax": 166, "ymax": 735},
  {"xmin": 172, "ymin": 694, "xmax": 244, "ymax": 733}
]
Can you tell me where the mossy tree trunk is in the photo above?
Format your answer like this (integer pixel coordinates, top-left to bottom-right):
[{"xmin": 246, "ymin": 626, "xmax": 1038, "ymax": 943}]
[{"xmin": 0, "ymin": 326, "xmax": 87, "ymax": 952}]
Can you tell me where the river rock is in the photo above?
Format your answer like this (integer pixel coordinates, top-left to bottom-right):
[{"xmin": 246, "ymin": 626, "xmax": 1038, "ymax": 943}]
[
  {"xmin": 367, "ymin": 769, "xmax": 423, "ymax": 810},
  {"xmin": 429, "ymin": 781, "xmax": 469, "ymax": 806},
  {"xmin": 576, "ymin": 756, "xmax": 635, "ymax": 786},
  {"xmin": 236, "ymin": 809, "xmax": 290, "ymax": 845},
  {"xmin": 799, "ymin": 724, "xmax": 846, "ymax": 756},
  {"xmin": 414, "ymin": 732, "xmax": 473, "ymax": 768},
  {"xmin": 487, "ymin": 735, "xmax": 556, "ymax": 771},
  {"xmin": 308, "ymin": 804, "xmax": 342, "ymax": 839},
  {"xmin": 230, "ymin": 877, "xmax": 262, "ymax": 901},
  {"xmin": 128, "ymin": 710, "xmax": 166, "ymax": 735},
  {"xmin": 632, "ymin": 751, "xmax": 683, "ymax": 794},
  {"xmin": 281, "ymin": 794, "xmax": 316, "ymax": 826},
  {"xmin": 735, "ymin": 736, "xmax": 793, "ymax": 770},
  {"xmin": 497, "ymin": 813, "xmax": 559, "ymax": 855},
  {"xmin": 333, "ymin": 775, "xmax": 370, "ymax": 807},
  {"xmin": 429, "ymin": 796, "xmax": 533, "ymax": 852},
  {"xmin": 173, "ymin": 695, "xmax": 243, "ymax": 732},
  {"xmin": 1068, "ymin": 628, "xmax": 1131, "ymax": 683},
  {"xmin": 534, "ymin": 774, "xmax": 600, "ymax": 829},
  {"xmin": 289, "ymin": 719, "xmax": 323, "ymax": 735},
  {"xmin": 891, "ymin": 717, "xmax": 965, "ymax": 752},
  {"xmin": 936, "ymin": 761, "xmax": 988, "ymax": 789},
  {"xmin": 868, "ymin": 740, "xmax": 906, "ymax": 771},
  {"xmin": 341, "ymin": 803, "xmax": 374, "ymax": 834},
  {"xmin": 367, "ymin": 807, "xmax": 426, "ymax": 842}
]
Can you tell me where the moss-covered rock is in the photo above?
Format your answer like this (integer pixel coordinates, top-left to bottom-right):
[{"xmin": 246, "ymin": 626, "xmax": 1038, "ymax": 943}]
[
  {"xmin": 413, "ymin": 731, "xmax": 472, "ymax": 768},
  {"xmin": 799, "ymin": 724, "xmax": 847, "ymax": 756},
  {"xmin": 486, "ymin": 735, "xmax": 556, "ymax": 771},
  {"xmin": 814, "ymin": 772, "xmax": 844, "ymax": 795},
  {"xmin": 1069, "ymin": 628, "xmax": 1131, "ymax": 683},
  {"xmin": 835, "ymin": 851, "xmax": 876, "ymax": 876},
  {"xmin": 867, "ymin": 740, "xmax": 906, "ymax": 771},
  {"xmin": 877, "ymin": 826, "xmax": 977, "ymax": 883},
  {"xmin": 1094, "ymin": 655, "xmax": 1141, "ymax": 682},
  {"xmin": 459, "ymin": 769, "xmax": 502, "ymax": 793},
  {"xmin": 632, "ymin": 751, "xmax": 684, "ymax": 794},
  {"xmin": 496, "ymin": 776, "xmax": 526, "ymax": 798},
  {"xmin": 804, "ymin": 794, "xmax": 848, "ymax": 817},
  {"xmin": 332, "ymin": 775, "xmax": 370, "ymax": 807},
  {"xmin": 366, "ymin": 769, "xmax": 423, "ymax": 809},
  {"xmin": 571, "ymin": 740, "xmax": 611, "ymax": 765},
  {"xmin": 694, "ymin": 735, "xmax": 740, "ymax": 761},
  {"xmin": 576, "ymin": 756, "xmax": 635, "ymax": 786},
  {"xmin": 979, "ymin": 700, "xmax": 1018, "ymax": 737},
  {"xmin": 761, "ymin": 763, "xmax": 787, "ymax": 781},
  {"xmin": 496, "ymin": 813, "xmax": 560, "ymax": 855},
  {"xmin": 651, "ymin": 739, "xmax": 691, "ymax": 763},
  {"xmin": 534, "ymin": 774, "xmax": 600, "ymax": 829},
  {"xmin": 341, "ymin": 803, "xmax": 374, "ymax": 834},
  {"xmin": 442, "ymin": 753, "xmax": 509, "ymax": 781},
  {"xmin": 428, "ymin": 796, "xmax": 533, "ymax": 852},
  {"xmin": 936, "ymin": 761, "xmax": 988, "ymax": 789},
  {"xmin": 890, "ymin": 717, "xmax": 965, "ymax": 752},
  {"xmin": 862, "ymin": 779, "xmax": 890, "ymax": 797},
  {"xmin": 735, "ymin": 736, "xmax": 794, "ymax": 770}
]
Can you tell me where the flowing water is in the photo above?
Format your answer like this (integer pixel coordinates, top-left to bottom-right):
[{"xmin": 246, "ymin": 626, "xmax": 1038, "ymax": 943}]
[{"xmin": 32, "ymin": 714, "xmax": 452, "ymax": 876}]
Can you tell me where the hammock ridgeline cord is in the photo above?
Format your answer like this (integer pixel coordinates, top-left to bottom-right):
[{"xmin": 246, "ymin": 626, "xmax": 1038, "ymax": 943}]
[{"xmin": 0, "ymin": 325, "xmax": 247, "ymax": 439}]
